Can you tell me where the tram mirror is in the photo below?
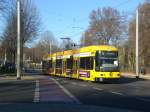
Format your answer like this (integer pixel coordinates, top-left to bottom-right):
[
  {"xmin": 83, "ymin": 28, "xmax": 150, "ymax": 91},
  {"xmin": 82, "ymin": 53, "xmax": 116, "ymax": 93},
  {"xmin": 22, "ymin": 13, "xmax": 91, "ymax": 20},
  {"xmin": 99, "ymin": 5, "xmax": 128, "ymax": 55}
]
[{"xmin": 114, "ymin": 60, "xmax": 118, "ymax": 66}]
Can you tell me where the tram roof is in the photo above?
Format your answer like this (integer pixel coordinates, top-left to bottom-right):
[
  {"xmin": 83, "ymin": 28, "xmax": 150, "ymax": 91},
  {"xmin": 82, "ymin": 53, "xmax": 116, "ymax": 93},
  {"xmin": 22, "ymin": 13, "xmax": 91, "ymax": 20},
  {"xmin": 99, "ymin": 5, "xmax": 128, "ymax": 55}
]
[
  {"xmin": 63, "ymin": 50, "xmax": 72, "ymax": 55},
  {"xmin": 79, "ymin": 45, "xmax": 118, "ymax": 52},
  {"xmin": 43, "ymin": 45, "xmax": 118, "ymax": 60}
]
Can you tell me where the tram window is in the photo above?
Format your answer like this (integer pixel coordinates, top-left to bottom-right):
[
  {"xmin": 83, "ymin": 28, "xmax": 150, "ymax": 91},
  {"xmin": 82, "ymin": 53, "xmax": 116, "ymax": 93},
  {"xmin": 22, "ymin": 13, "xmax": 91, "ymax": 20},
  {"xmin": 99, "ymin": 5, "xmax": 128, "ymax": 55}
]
[
  {"xmin": 56, "ymin": 59, "xmax": 62, "ymax": 68},
  {"xmin": 49, "ymin": 60, "xmax": 52, "ymax": 68},
  {"xmin": 43, "ymin": 61, "xmax": 49, "ymax": 70},
  {"xmin": 67, "ymin": 58, "xmax": 73, "ymax": 69},
  {"xmin": 86, "ymin": 57, "xmax": 93, "ymax": 69},
  {"xmin": 42, "ymin": 61, "xmax": 47, "ymax": 69},
  {"xmin": 52, "ymin": 62, "xmax": 55, "ymax": 69},
  {"xmin": 80, "ymin": 57, "xmax": 93, "ymax": 70},
  {"xmin": 42, "ymin": 61, "xmax": 45, "ymax": 67},
  {"xmin": 80, "ymin": 58, "xmax": 85, "ymax": 69}
]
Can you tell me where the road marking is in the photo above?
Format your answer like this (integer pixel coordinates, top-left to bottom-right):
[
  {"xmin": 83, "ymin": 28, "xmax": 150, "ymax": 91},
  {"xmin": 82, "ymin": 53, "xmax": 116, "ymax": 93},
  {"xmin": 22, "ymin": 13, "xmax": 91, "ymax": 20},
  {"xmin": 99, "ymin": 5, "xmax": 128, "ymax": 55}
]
[
  {"xmin": 63, "ymin": 80, "xmax": 69, "ymax": 83},
  {"xmin": 52, "ymin": 78, "xmax": 82, "ymax": 104},
  {"xmin": 136, "ymin": 97, "xmax": 150, "ymax": 103},
  {"xmin": 34, "ymin": 80, "xmax": 40, "ymax": 103},
  {"xmin": 93, "ymin": 87, "xmax": 103, "ymax": 91},
  {"xmin": 110, "ymin": 91, "xmax": 124, "ymax": 96},
  {"xmin": 80, "ymin": 84, "xmax": 87, "ymax": 87},
  {"xmin": 72, "ymin": 82, "xmax": 77, "ymax": 85}
]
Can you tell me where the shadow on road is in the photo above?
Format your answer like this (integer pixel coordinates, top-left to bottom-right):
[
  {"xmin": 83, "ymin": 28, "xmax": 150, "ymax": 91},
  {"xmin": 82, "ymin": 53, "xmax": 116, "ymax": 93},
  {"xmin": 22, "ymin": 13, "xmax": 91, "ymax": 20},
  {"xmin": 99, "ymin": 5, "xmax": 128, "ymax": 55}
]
[
  {"xmin": 0, "ymin": 103, "xmax": 140, "ymax": 112},
  {"xmin": 24, "ymin": 68, "xmax": 148, "ymax": 85},
  {"xmin": 23, "ymin": 68, "xmax": 42, "ymax": 75},
  {"xmin": 100, "ymin": 76, "xmax": 147, "ymax": 84}
]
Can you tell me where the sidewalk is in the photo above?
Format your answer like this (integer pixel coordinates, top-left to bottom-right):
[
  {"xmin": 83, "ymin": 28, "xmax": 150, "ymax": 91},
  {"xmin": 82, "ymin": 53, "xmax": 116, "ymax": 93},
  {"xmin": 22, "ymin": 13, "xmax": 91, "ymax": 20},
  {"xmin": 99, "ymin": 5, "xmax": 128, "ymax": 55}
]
[
  {"xmin": 121, "ymin": 72, "xmax": 150, "ymax": 80},
  {"xmin": 0, "ymin": 75, "xmax": 41, "ymax": 82}
]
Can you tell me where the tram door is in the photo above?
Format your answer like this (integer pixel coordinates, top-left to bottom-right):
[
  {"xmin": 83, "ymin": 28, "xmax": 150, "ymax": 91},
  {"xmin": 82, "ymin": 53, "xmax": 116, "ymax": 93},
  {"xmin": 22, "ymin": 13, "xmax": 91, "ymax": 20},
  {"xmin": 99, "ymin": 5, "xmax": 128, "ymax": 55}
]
[
  {"xmin": 63, "ymin": 59, "xmax": 67, "ymax": 77},
  {"xmin": 73, "ymin": 58, "xmax": 78, "ymax": 79}
]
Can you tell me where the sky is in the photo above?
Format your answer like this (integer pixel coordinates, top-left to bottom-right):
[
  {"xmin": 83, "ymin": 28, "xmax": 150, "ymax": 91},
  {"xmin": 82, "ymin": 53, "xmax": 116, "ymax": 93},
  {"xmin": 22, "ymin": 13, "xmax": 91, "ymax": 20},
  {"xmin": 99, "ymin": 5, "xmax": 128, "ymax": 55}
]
[
  {"xmin": 0, "ymin": 0, "xmax": 144, "ymax": 46},
  {"xmin": 33, "ymin": 0, "xmax": 144, "ymax": 44}
]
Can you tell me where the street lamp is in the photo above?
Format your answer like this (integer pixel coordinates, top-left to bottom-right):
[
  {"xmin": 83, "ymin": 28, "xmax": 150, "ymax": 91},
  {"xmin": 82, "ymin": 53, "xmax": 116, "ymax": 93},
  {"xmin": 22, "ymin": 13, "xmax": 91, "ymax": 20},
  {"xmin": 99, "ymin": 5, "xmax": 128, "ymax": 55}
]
[
  {"xmin": 49, "ymin": 40, "xmax": 52, "ymax": 55},
  {"xmin": 17, "ymin": 0, "xmax": 21, "ymax": 80},
  {"xmin": 60, "ymin": 37, "xmax": 71, "ymax": 50},
  {"xmin": 72, "ymin": 27, "xmax": 84, "ymax": 46}
]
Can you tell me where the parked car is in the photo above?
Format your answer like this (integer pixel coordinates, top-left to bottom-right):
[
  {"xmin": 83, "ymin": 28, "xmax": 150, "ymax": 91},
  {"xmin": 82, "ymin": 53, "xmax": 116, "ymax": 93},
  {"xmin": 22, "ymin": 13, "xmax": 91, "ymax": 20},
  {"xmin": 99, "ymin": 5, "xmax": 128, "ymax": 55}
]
[{"xmin": 0, "ymin": 62, "xmax": 16, "ymax": 73}]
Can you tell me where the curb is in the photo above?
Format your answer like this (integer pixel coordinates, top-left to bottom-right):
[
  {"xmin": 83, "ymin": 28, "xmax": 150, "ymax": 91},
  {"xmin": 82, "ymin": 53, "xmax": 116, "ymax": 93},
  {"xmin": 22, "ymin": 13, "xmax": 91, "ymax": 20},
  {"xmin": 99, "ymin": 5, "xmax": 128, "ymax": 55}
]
[
  {"xmin": 0, "ymin": 76, "xmax": 36, "ymax": 81},
  {"xmin": 121, "ymin": 73, "xmax": 150, "ymax": 80}
]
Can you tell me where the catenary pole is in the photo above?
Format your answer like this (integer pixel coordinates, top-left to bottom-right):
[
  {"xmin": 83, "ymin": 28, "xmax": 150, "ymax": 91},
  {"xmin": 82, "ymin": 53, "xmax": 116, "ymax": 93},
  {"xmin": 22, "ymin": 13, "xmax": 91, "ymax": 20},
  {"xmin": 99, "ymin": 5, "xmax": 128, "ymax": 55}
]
[
  {"xmin": 136, "ymin": 8, "xmax": 139, "ymax": 78},
  {"xmin": 17, "ymin": 0, "xmax": 21, "ymax": 80}
]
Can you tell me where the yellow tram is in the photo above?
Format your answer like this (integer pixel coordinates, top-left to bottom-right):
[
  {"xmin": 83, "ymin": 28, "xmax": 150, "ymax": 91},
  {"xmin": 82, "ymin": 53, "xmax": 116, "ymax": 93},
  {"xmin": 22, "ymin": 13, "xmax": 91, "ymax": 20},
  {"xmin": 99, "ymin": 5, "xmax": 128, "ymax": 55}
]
[{"xmin": 43, "ymin": 45, "xmax": 120, "ymax": 82}]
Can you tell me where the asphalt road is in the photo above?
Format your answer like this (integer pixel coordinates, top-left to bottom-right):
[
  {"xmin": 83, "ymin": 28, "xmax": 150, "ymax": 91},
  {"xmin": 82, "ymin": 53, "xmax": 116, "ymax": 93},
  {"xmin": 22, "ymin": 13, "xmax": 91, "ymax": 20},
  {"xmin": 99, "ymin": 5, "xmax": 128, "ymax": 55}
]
[
  {"xmin": 0, "ymin": 80, "xmax": 35, "ymax": 103},
  {"xmin": 54, "ymin": 76, "xmax": 150, "ymax": 111},
  {"xmin": 0, "ymin": 71, "xmax": 150, "ymax": 112}
]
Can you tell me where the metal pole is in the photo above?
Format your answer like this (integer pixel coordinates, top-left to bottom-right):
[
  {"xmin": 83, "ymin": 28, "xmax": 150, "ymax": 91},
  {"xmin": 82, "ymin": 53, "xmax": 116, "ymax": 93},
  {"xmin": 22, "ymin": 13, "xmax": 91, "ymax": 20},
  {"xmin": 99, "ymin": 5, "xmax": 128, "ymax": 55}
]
[
  {"xmin": 17, "ymin": 0, "xmax": 21, "ymax": 80},
  {"xmin": 60, "ymin": 37, "xmax": 71, "ymax": 50},
  {"xmin": 4, "ymin": 49, "xmax": 7, "ymax": 65},
  {"xmin": 67, "ymin": 38, "xmax": 70, "ymax": 49},
  {"xmin": 136, "ymin": 8, "xmax": 139, "ymax": 78},
  {"xmin": 49, "ymin": 41, "xmax": 51, "ymax": 54},
  {"xmin": 83, "ymin": 37, "xmax": 85, "ymax": 46}
]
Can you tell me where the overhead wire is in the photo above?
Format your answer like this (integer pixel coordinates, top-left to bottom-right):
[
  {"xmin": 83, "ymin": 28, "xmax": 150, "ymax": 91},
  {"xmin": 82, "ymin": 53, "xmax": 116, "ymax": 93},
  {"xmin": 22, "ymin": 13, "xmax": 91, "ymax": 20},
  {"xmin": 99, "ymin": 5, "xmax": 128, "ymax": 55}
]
[{"xmin": 58, "ymin": 0, "xmax": 134, "ymax": 42}]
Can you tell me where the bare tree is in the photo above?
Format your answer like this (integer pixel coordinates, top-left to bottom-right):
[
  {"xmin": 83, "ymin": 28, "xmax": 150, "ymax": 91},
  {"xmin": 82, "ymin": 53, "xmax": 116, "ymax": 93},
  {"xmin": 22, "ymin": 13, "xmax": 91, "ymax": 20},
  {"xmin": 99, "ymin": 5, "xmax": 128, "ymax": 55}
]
[
  {"xmin": 128, "ymin": 1, "xmax": 150, "ymax": 73},
  {"xmin": 24, "ymin": 31, "xmax": 60, "ymax": 62},
  {"xmin": 0, "ymin": 0, "xmax": 7, "ymax": 13},
  {"xmin": 80, "ymin": 30, "xmax": 93, "ymax": 46},
  {"xmin": 1, "ymin": 0, "xmax": 41, "ymax": 66},
  {"xmin": 39, "ymin": 31, "xmax": 59, "ymax": 53},
  {"xmin": 81, "ymin": 7, "xmax": 126, "ymax": 46}
]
